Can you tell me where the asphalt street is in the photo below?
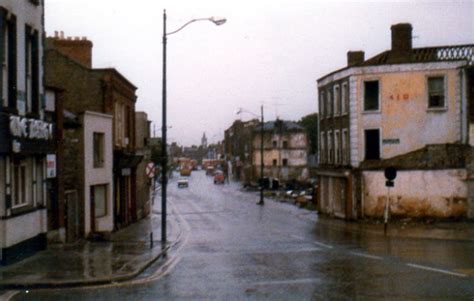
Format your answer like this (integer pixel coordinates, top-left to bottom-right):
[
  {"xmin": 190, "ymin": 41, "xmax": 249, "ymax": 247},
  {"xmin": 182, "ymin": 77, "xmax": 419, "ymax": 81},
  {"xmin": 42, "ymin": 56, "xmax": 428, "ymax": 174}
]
[{"xmin": 6, "ymin": 170, "xmax": 474, "ymax": 300}]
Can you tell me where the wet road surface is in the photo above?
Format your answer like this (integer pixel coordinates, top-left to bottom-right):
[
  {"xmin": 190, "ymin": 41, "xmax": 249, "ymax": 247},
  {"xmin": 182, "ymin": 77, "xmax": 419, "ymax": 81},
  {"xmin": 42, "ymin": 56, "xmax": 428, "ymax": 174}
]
[{"xmin": 8, "ymin": 171, "xmax": 474, "ymax": 300}]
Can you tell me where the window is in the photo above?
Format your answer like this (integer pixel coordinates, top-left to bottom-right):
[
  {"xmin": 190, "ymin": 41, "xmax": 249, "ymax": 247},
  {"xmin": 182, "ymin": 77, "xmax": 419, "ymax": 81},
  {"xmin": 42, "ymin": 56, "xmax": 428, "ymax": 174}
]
[
  {"xmin": 328, "ymin": 131, "xmax": 333, "ymax": 163},
  {"xmin": 1, "ymin": 12, "xmax": 17, "ymax": 110},
  {"xmin": 342, "ymin": 82, "xmax": 349, "ymax": 115},
  {"xmin": 272, "ymin": 140, "xmax": 277, "ymax": 148},
  {"xmin": 342, "ymin": 129, "xmax": 349, "ymax": 164},
  {"xmin": 327, "ymin": 90, "xmax": 332, "ymax": 117},
  {"xmin": 282, "ymin": 141, "xmax": 288, "ymax": 149},
  {"xmin": 25, "ymin": 26, "xmax": 39, "ymax": 114},
  {"xmin": 320, "ymin": 132, "xmax": 325, "ymax": 163},
  {"xmin": 91, "ymin": 185, "xmax": 107, "ymax": 218},
  {"xmin": 334, "ymin": 85, "xmax": 340, "ymax": 116},
  {"xmin": 272, "ymin": 159, "xmax": 277, "ymax": 166},
  {"xmin": 282, "ymin": 159, "xmax": 288, "ymax": 166},
  {"xmin": 335, "ymin": 131, "xmax": 340, "ymax": 164},
  {"xmin": 93, "ymin": 132, "xmax": 105, "ymax": 168},
  {"xmin": 364, "ymin": 81, "xmax": 379, "ymax": 111},
  {"xmin": 12, "ymin": 159, "xmax": 28, "ymax": 208},
  {"xmin": 320, "ymin": 91, "xmax": 325, "ymax": 118},
  {"xmin": 428, "ymin": 76, "xmax": 445, "ymax": 108},
  {"xmin": 365, "ymin": 129, "xmax": 380, "ymax": 160},
  {"xmin": 1, "ymin": 12, "xmax": 8, "ymax": 107}
]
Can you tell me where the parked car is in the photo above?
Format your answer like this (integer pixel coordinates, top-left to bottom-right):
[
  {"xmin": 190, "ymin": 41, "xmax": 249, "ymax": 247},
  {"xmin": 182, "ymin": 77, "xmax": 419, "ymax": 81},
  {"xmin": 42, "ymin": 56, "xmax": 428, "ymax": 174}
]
[
  {"xmin": 177, "ymin": 177, "xmax": 189, "ymax": 188},
  {"xmin": 214, "ymin": 170, "xmax": 225, "ymax": 184}
]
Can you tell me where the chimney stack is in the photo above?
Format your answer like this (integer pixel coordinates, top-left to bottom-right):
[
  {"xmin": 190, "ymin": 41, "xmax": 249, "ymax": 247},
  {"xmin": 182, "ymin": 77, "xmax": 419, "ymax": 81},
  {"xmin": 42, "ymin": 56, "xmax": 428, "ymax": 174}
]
[
  {"xmin": 391, "ymin": 23, "xmax": 412, "ymax": 61},
  {"xmin": 347, "ymin": 51, "xmax": 365, "ymax": 66},
  {"xmin": 48, "ymin": 31, "xmax": 93, "ymax": 68}
]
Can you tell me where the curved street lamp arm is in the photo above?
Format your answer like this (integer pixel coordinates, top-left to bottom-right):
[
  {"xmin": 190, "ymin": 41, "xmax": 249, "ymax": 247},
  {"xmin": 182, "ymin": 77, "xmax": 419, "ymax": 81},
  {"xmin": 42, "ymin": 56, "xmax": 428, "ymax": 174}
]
[
  {"xmin": 237, "ymin": 107, "xmax": 260, "ymax": 118},
  {"xmin": 167, "ymin": 17, "xmax": 226, "ymax": 36}
]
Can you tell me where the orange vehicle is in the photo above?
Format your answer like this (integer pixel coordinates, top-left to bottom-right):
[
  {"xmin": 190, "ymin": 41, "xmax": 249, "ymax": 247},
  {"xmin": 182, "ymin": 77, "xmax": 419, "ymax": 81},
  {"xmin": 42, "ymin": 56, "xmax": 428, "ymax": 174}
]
[{"xmin": 180, "ymin": 166, "xmax": 191, "ymax": 176}]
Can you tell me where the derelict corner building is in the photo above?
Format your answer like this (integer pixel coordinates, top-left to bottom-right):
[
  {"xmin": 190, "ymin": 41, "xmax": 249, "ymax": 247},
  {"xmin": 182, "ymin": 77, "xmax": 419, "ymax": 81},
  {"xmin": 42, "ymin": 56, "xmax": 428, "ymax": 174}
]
[{"xmin": 317, "ymin": 23, "xmax": 474, "ymax": 220}]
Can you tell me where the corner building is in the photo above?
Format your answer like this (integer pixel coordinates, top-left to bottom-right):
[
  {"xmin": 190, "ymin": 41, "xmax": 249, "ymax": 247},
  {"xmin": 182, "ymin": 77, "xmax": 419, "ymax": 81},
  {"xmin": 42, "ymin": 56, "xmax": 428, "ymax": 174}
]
[
  {"xmin": 0, "ymin": 0, "xmax": 51, "ymax": 264},
  {"xmin": 317, "ymin": 23, "xmax": 474, "ymax": 220}
]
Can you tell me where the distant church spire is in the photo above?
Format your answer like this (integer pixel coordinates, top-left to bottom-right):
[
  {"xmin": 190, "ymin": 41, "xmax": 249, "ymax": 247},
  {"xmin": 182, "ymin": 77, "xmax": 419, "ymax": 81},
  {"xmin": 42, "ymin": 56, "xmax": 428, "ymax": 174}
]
[{"xmin": 201, "ymin": 132, "xmax": 208, "ymax": 148}]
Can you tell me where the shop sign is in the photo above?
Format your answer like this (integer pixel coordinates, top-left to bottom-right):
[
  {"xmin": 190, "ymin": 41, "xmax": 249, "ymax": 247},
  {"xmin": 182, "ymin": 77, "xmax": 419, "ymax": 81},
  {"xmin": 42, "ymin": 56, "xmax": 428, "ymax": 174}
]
[
  {"xmin": 47, "ymin": 154, "xmax": 57, "ymax": 178},
  {"xmin": 9, "ymin": 116, "xmax": 53, "ymax": 140}
]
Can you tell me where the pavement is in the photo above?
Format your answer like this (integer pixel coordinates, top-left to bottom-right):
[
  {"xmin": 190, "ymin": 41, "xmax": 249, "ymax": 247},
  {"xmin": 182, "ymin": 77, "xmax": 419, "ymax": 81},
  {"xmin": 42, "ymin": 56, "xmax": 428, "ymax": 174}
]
[
  {"xmin": 0, "ymin": 187, "xmax": 473, "ymax": 290},
  {"xmin": 0, "ymin": 208, "xmax": 181, "ymax": 289}
]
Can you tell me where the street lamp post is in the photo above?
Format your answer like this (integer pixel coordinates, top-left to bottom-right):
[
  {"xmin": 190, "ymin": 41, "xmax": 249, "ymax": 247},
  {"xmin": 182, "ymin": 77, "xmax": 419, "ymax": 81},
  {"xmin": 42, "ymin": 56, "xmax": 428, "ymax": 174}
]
[{"xmin": 161, "ymin": 10, "xmax": 226, "ymax": 243}]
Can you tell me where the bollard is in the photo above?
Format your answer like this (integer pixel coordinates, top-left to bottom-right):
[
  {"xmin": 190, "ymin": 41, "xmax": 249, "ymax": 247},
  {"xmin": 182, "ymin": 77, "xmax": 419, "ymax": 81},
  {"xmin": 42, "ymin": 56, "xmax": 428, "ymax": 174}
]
[{"xmin": 150, "ymin": 232, "xmax": 154, "ymax": 249}]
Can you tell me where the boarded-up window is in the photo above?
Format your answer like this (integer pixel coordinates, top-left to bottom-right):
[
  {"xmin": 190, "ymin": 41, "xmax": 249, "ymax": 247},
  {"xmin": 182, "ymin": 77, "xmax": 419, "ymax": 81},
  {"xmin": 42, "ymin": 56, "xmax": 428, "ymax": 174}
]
[
  {"xmin": 365, "ymin": 129, "xmax": 380, "ymax": 160},
  {"xmin": 364, "ymin": 81, "xmax": 379, "ymax": 111},
  {"xmin": 428, "ymin": 76, "xmax": 445, "ymax": 108}
]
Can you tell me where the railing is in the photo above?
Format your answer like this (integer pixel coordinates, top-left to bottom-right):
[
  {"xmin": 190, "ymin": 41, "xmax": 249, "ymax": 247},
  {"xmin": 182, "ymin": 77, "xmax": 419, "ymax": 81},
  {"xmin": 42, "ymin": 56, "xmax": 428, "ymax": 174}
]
[{"xmin": 436, "ymin": 45, "xmax": 474, "ymax": 65}]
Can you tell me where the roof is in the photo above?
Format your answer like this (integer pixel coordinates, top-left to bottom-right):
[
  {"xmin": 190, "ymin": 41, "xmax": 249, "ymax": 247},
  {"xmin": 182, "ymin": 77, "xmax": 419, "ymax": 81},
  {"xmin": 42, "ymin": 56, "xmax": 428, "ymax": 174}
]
[
  {"xmin": 256, "ymin": 120, "xmax": 304, "ymax": 132},
  {"xmin": 318, "ymin": 44, "xmax": 474, "ymax": 82},
  {"xmin": 361, "ymin": 44, "xmax": 474, "ymax": 66}
]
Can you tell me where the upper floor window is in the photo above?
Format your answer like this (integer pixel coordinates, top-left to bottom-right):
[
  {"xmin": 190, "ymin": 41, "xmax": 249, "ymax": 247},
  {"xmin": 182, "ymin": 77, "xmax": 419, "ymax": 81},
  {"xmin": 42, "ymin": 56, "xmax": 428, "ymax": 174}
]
[
  {"xmin": 364, "ymin": 80, "xmax": 379, "ymax": 111},
  {"xmin": 272, "ymin": 159, "xmax": 277, "ymax": 166},
  {"xmin": 327, "ymin": 131, "xmax": 333, "ymax": 163},
  {"xmin": 342, "ymin": 82, "xmax": 349, "ymax": 115},
  {"xmin": 272, "ymin": 140, "xmax": 277, "ymax": 148},
  {"xmin": 334, "ymin": 85, "xmax": 340, "ymax": 116},
  {"xmin": 364, "ymin": 129, "xmax": 380, "ymax": 160},
  {"xmin": 1, "ymin": 10, "xmax": 17, "ymax": 111},
  {"xmin": 93, "ymin": 132, "xmax": 105, "ymax": 168},
  {"xmin": 342, "ymin": 129, "xmax": 349, "ymax": 164},
  {"xmin": 327, "ymin": 90, "xmax": 333, "ymax": 117},
  {"xmin": 334, "ymin": 130, "xmax": 340, "ymax": 164},
  {"xmin": 282, "ymin": 158, "xmax": 288, "ymax": 166},
  {"xmin": 320, "ymin": 132, "xmax": 326, "ymax": 164},
  {"xmin": 282, "ymin": 141, "xmax": 288, "ymax": 149},
  {"xmin": 428, "ymin": 76, "xmax": 445, "ymax": 108},
  {"xmin": 320, "ymin": 91, "xmax": 325, "ymax": 118},
  {"xmin": 25, "ymin": 25, "xmax": 40, "ymax": 114}
]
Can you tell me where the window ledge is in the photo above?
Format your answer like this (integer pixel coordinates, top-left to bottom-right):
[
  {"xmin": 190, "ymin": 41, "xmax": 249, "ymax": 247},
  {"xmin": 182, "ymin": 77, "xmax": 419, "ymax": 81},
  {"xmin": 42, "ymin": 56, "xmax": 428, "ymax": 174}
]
[
  {"xmin": 427, "ymin": 107, "xmax": 447, "ymax": 112},
  {"xmin": 362, "ymin": 110, "xmax": 381, "ymax": 115}
]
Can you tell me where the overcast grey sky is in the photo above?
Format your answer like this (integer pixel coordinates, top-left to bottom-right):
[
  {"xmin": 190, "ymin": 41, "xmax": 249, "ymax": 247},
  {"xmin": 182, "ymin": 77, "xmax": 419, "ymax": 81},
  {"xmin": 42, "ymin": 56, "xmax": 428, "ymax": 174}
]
[{"xmin": 45, "ymin": 0, "xmax": 473, "ymax": 146}]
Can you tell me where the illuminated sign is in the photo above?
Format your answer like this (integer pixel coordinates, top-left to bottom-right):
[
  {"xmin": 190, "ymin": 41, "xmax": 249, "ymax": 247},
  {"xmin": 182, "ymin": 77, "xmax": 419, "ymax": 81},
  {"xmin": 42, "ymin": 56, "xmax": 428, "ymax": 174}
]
[{"xmin": 9, "ymin": 116, "xmax": 53, "ymax": 140}]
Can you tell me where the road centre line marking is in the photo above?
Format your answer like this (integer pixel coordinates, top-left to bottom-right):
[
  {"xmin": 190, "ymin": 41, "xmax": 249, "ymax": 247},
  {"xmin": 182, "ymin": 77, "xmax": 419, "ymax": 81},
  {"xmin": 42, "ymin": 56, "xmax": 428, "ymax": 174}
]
[
  {"xmin": 350, "ymin": 252, "xmax": 383, "ymax": 260},
  {"xmin": 406, "ymin": 263, "xmax": 468, "ymax": 278},
  {"xmin": 254, "ymin": 278, "xmax": 321, "ymax": 286}
]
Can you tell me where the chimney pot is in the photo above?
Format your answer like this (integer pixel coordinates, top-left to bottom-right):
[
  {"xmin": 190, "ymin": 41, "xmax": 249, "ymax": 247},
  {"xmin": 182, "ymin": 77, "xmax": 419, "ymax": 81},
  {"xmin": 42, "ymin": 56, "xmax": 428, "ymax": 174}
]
[{"xmin": 347, "ymin": 51, "xmax": 365, "ymax": 66}]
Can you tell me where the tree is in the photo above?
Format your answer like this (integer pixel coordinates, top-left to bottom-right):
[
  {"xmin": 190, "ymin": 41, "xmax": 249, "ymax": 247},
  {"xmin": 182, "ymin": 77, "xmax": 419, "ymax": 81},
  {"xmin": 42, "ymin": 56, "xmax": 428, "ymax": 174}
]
[{"xmin": 299, "ymin": 113, "xmax": 319, "ymax": 155}]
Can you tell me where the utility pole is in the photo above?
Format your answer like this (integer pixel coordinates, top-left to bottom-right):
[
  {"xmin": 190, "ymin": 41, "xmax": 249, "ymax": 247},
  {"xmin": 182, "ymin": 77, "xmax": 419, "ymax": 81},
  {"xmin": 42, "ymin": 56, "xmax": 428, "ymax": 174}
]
[
  {"xmin": 258, "ymin": 105, "xmax": 264, "ymax": 205},
  {"xmin": 161, "ymin": 9, "xmax": 168, "ymax": 243}
]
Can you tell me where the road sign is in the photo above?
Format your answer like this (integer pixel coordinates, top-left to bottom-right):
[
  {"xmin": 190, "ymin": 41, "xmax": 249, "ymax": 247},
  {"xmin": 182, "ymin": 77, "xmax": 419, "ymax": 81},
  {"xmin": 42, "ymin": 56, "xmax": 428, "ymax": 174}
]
[
  {"xmin": 146, "ymin": 162, "xmax": 155, "ymax": 178},
  {"xmin": 384, "ymin": 167, "xmax": 397, "ymax": 181}
]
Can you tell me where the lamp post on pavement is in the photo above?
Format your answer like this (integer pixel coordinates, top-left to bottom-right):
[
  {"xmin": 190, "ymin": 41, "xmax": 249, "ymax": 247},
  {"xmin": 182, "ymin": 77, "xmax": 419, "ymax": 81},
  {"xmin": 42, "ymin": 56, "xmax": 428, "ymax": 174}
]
[
  {"xmin": 237, "ymin": 106, "xmax": 265, "ymax": 205},
  {"xmin": 161, "ymin": 10, "xmax": 226, "ymax": 243}
]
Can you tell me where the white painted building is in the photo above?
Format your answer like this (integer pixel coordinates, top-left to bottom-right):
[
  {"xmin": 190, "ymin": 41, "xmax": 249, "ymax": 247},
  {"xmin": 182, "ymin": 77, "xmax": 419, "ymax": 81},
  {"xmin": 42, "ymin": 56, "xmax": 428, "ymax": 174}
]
[
  {"xmin": 317, "ymin": 23, "xmax": 474, "ymax": 219},
  {"xmin": 0, "ymin": 0, "xmax": 50, "ymax": 264},
  {"xmin": 81, "ymin": 111, "xmax": 113, "ymax": 236}
]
